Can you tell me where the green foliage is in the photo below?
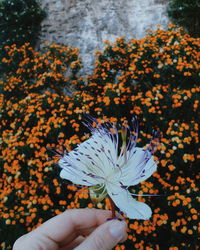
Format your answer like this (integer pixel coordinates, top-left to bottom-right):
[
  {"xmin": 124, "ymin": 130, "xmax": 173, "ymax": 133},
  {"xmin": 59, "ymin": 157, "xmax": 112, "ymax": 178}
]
[
  {"xmin": 0, "ymin": 0, "xmax": 46, "ymax": 73},
  {"xmin": 0, "ymin": 0, "xmax": 45, "ymax": 47},
  {"xmin": 167, "ymin": 0, "xmax": 200, "ymax": 37}
]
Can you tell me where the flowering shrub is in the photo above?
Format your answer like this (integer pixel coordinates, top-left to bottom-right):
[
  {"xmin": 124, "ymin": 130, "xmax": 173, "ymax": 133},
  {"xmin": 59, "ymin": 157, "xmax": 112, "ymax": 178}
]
[
  {"xmin": 0, "ymin": 0, "xmax": 45, "ymax": 48},
  {"xmin": 87, "ymin": 25, "xmax": 200, "ymax": 91},
  {"xmin": 0, "ymin": 26, "xmax": 199, "ymax": 249},
  {"xmin": 167, "ymin": 0, "xmax": 200, "ymax": 37},
  {"xmin": 0, "ymin": 0, "xmax": 45, "ymax": 73},
  {"xmin": 1, "ymin": 43, "xmax": 82, "ymax": 100}
]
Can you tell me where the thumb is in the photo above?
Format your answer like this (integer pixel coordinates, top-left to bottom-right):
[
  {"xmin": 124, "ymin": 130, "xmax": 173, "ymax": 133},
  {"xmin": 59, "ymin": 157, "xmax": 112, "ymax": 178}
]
[{"xmin": 75, "ymin": 219, "xmax": 128, "ymax": 250}]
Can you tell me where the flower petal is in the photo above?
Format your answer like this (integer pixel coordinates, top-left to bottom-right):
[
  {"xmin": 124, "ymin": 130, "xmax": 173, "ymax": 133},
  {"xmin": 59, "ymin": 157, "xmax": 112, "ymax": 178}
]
[
  {"xmin": 69, "ymin": 140, "xmax": 106, "ymax": 177},
  {"xmin": 59, "ymin": 157, "xmax": 100, "ymax": 186},
  {"xmin": 120, "ymin": 148, "xmax": 157, "ymax": 186},
  {"xmin": 107, "ymin": 184, "xmax": 152, "ymax": 220},
  {"xmin": 83, "ymin": 115, "xmax": 119, "ymax": 166},
  {"xmin": 58, "ymin": 135, "xmax": 112, "ymax": 185},
  {"xmin": 72, "ymin": 134, "xmax": 117, "ymax": 176}
]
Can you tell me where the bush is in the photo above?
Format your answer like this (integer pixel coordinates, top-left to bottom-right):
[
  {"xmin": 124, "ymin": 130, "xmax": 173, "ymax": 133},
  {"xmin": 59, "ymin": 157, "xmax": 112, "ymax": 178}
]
[
  {"xmin": 167, "ymin": 0, "xmax": 200, "ymax": 37},
  {"xmin": 0, "ymin": 27, "xmax": 199, "ymax": 249},
  {"xmin": 1, "ymin": 86, "xmax": 199, "ymax": 249},
  {"xmin": 0, "ymin": 0, "xmax": 45, "ymax": 48},
  {"xmin": 0, "ymin": 0, "xmax": 45, "ymax": 73},
  {"xmin": 1, "ymin": 43, "xmax": 82, "ymax": 100},
  {"xmin": 86, "ymin": 25, "xmax": 200, "ymax": 91}
]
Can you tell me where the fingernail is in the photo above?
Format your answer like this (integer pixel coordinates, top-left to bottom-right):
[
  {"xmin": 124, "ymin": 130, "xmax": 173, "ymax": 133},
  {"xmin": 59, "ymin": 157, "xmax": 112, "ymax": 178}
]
[{"xmin": 108, "ymin": 220, "xmax": 126, "ymax": 240}]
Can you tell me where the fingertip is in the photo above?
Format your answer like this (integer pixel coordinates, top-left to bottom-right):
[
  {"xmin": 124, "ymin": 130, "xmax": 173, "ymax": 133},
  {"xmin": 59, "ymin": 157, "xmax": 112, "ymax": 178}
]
[
  {"xmin": 74, "ymin": 217, "xmax": 128, "ymax": 250},
  {"xmin": 108, "ymin": 220, "xmax": 128, "ymax": 242}
]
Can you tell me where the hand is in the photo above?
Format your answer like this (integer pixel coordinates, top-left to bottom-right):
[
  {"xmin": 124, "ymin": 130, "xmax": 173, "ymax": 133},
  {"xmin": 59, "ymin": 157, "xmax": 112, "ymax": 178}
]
[{"xmin": 13, "ymin": 208, "xmax": 128, "ymax": 250}]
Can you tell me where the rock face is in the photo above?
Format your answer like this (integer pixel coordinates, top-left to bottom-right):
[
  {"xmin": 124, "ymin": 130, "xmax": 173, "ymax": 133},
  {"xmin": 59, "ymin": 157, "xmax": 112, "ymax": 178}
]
[{"xmin": 39, "ymin": 0, "xmax": 169, "ymax": 72}]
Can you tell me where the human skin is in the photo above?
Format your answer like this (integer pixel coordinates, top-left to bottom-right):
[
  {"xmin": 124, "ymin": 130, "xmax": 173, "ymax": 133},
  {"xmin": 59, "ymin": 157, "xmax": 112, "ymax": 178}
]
[{"xmin": 13, "ymin": 209, "xmax": 128, "ymax": 250}]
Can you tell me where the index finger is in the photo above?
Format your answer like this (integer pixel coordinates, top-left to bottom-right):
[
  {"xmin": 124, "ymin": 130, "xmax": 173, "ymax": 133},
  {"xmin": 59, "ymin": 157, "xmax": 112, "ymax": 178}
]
[{"xmin": 32, "ymin": 209, "xmax": 117, "ymax": 246}]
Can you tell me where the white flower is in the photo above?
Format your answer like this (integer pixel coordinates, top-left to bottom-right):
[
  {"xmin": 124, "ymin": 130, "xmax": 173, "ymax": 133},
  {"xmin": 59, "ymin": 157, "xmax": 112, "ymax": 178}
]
[{"xmin": 59, "ymin": 115, "xmax": 158, "ymax": 220}]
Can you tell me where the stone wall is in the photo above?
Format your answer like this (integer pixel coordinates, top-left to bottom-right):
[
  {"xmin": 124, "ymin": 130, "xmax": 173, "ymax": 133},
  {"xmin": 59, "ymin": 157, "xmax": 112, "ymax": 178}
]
[{"xmin": 39, "ymin": 0, "xmax": 169, "ymax": 72}]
